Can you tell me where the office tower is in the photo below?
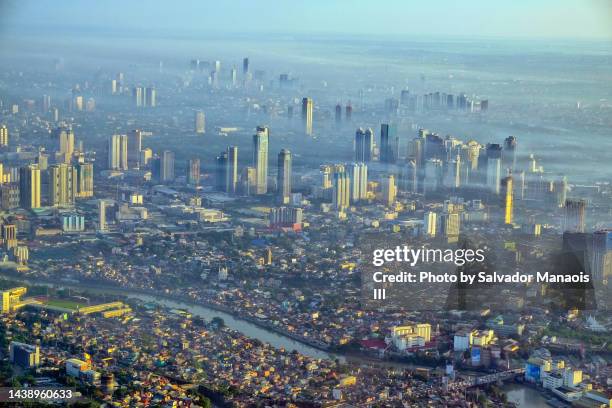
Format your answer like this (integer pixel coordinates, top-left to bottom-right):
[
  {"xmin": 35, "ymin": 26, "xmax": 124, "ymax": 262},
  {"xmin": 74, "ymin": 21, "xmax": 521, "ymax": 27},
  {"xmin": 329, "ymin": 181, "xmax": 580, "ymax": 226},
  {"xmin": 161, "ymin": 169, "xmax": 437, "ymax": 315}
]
[
  {"xmin": 252, "ymin": 126, "xmax": 269, "ymax": 195},
  {"xmin": 76, "ymin": 162, "xmax": 94, "ymax": 198},
  {"xmin": 98, "ymin": 199, "xmax": 107, "ymax": 231},
  {"xmin": 424, "ymin": 211, "xmax": 437, "ymax": 237},
  {"xmin": 140, "ymin": 148, "xmax": 152, "ymax": 167},
  {"xmin": 335, "ymin": 104, "xmax": 342, "ymax": 124},
  {"xmin": 444, "ymin": 156, "xmax": 462, "ymax": 189},
  {"xmin": 186, "ymin": 158, "xmax": 200, "ymax": 186},
  {"xmin": 133, "ymin": 87, "xmax": 144, "ymax": 107},
  {"xmin": 320, "ymin": 165, "xmax": 333, "ymax": 189},
  {"xmin": 345, "ymin": 103, "xmax": 352, "ymax": 121},
  {"xmin": 55, "ymin": 126, "xmax": 75, "ymax": 157},
  {"xmin": 240, "ymin": 166, "xmax": 257, "ymax": 196},
  {"xmin": 225, "ymin": 146, "xmax": 238, "ymax": 194},
  {"xmin": 592, "ymin": 230, "xmax": 612, "ymax": 283},
  {"xmin": 501, "ymin": 175, "xmax": 514, "ymax": 225},
  {"xmin": 230, "ymin": 67, "xmax": 237, "ymax": 87},
  {"xmin": 19, "ymin": 164, "xmax": 41, "ymax": 209},
  {"xmin": 355, "ymin": 128, "xmax": 374, "ymax": 162},
  {"xmin": 332, "ymin": 170, "xmax": 350, "ymax": 210},
  {"xmin": 108, "ymin": 134, "xmax": 128, "ymax": 170},
  {"xmin": 465, "ymin": 140, "xmax": 480, "ymax": 171},
  {"xmin": 302, "ymin": 97, "xmax": 313, "ymax": 136},
  {"xmin": 111, "ymin": 79, "xmax": 117, "ymax": 94},
  {"xmin": 215, "ymin": 151, "xmax": 228, "ymax": 191},
  {"xmin": 564, "ymin": 199, "xmax": 586, "ymax": 233},
  {"xmin": 144, "ymin": 87, "xmax": 156, "ymax": 107},
  {"xmin": 128, "ymin": 129, "xmax": 142, "ymax": 168},
  {"xmin": 159, "ymin": 150, "xmax": 175, "ymax": 182},
  {"xmin": 214, "ymin": 60, "xmax": 221, "ymax": 72},
  {"xmin": 48, "ymin": 163, "xmax": 76, "ymax": 207},
  {"xmin": 503, "ymin": 136, "xmax": 517, "ymax": 171},
  {"xmin": 380, "ymin": 123, "xmax": 398, "ymax": 164},
  {"xmin": 73, "ymin": 95, "xmax": 84, "ymax": 111},
  {"xmin": 195, "ymin": 111, "xmax": 206, "ymax": 134},
  {"xmin": 424, "ymin": 159, "xmax": 443, "ymax": 193},
  {"xmin": 9, "ymin": 342, "xmax": 40, "ymax": 368},
  {"xmin": 277, "ymin": 149, "xmax": 292, "ymax": 204},
  {"xmin": 42, "ymin": 94, "xmax": 51, "ymax": 112},
  {"xmin": 0, "ymin": 125, "xmax": 8, "ymax": 147},
  {"xmin": 243, "ymin": 57, "xmax": 249, "ymax": 74},
  {"xmin": 347, "ymin": 162, "xmax": 368, "ymax": 202},
  {"xmin": 402, "ymin": 159, "xmax": 418, "ymax": 193},
  {"xmin": 486, "ymin": 144, "xmax": 503, "ymax": 194},
  {"xmin": 381, "ymin": 174, "xmax": 397, "ymax": 206}
]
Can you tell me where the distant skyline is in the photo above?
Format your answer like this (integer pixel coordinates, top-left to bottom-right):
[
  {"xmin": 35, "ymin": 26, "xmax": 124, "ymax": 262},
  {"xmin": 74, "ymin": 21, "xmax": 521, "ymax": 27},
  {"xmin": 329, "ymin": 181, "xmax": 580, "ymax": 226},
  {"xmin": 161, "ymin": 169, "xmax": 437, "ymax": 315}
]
[{"xmin": 1, "ymin": 0, "xmax": 612, "ymax": 41}]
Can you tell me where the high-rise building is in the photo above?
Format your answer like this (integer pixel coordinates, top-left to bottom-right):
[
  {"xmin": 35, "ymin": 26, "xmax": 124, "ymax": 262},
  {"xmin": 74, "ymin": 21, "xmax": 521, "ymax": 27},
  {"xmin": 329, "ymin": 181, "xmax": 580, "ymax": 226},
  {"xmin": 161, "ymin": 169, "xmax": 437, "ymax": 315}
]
[
  {"xmin": 269, "ymin": 207, "xmax": 303, "ymax": 230},
  {"xmin": 252, "ymin": 126, "xmax": 269, "ymax": 195},
  {"xmin": 501, "ymin": 175, "xmax": 514, "ymax": 225},
  {"xmin": 128, "ymin": 129, "xmax": 142, "ymax": 168},
  {"xmin": 2, "ymin": 224, "xmax": 17, "ymax": 250},
  {"xmin": 345, "ymin": 103, "xmax": 352, "ymax": 121},
  {"xmin": 442, "ymin": 212, "xmax": 461, "ymax": 242},
  {"xmin": 0, "ymin": 125, "xmax": 8, "ymax": 147},
  {"xmin": 424, "ymin": 159, "xmax": 443, "ymax": 193},
  {"xmin": 355, "ymin": 128, "xmax": 374, "ymax": 162},
  {"xmin": 424, "ymin": 211, "xmax": 437, "ymax": 237},
  {"xmin": 140, "ymin": 148, "xmax": 153, "ymax": 168},
  {"xmin": 0, "ymin": 184, "xmax": 20, "ymax": 210},
  {"xmin": 98, "ymin": 199, "xmax": 107, "ymax": 232},
  {"xmin": 302, "ymin": 97, "xmax": 313, "ymax": 136},
  {"xmin": 42, "ymin": 94, "xmax": 51, "ymax": 112},
  {"xmin": 195, "ymin": 111, "xmax": 206, "ymax": 134},
  {"xmin": 133, "ymin": 87, "xmax": 144, "ymax": 107},
  {"xmin": 144, "ymin": 87, "xmax": 156, "ymax": 107},
  {"xmin": 76, "ymin": 162, "xmax": 94, "ymax": 198},
  {"xmin": 564, "ymin": 199, "xmax": 586, "ymax": 233},
  {"xmin": 503, "ymin": 136, "xmax": 517, "ymax": 171},
  {"xmin": 215, "ymin": 151, "xmax": 228, "ymax": 191},
  {"xmin": 187, "ymin": 158, "xmax": 200, "ymax": 186},
  {"xmin": 226, "ymin": 146, "xmax": 238, "ymax": 194},
  {"xmin": 380, "ymin": 123, "xmax": 397, "ymax": 164},
  {"xmin": 19, "ymin": 164, "xmax": 41, "ymax": 209},
  {"xmin": 334, "ymin": 104, "xmax": 342, "ymax": 124},
  {"xmin": 241, "ymin": 166, "xmax": 257, "ymax": 196},
  {"xmin": 108, "ymin": 134, "xmax": 128, "ymax": 170},
  {"xmin": 486, "ymin": 144, "xmax": 503, "ymax": 194},
  {"xmin": 243, "ymin": 57, "xmax": 249, "ymax": 75},
  {"xmin": 402, "ymin": 159, "xmax": 418, "ymax": 193},
  {"xmin": 332, "ymin": 170, "xmax": 350, "ymax": 210},
  {"xmin": 159, "ymin": 150, "xmax": 175, "ymax": 182},
  {"xmin": 381, "ymin": 174, "xmax": 397, "ymax": 206},
  {"xmin": 9, "ymin": 342, "xmax": 40, "ymax": 368},
  {"xmin": 277, "ymin": 149, "xmax": 292, "ymax": 204},
  {"xmin": 347, "ymin": 162, "xmax": 368, "ymax": 202},
  {"xmin": 48, "ymin": 163, "xmax": 76, "ymax": 207},
  {"xmin": 54, "ymin": 126, "xmax": 75, "ymax": 158},
  {"xmin": 591, "ymin": 230, "xmax": 612, "ymax": 283}
]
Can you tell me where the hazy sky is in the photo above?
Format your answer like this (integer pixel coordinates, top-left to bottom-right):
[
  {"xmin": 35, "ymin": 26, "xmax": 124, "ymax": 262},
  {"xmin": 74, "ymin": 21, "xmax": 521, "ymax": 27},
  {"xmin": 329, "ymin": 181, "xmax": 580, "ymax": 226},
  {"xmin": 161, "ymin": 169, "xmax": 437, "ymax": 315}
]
[{"xmin": 2, "ymin": 0, "xmax": 612, "ymax": 40}]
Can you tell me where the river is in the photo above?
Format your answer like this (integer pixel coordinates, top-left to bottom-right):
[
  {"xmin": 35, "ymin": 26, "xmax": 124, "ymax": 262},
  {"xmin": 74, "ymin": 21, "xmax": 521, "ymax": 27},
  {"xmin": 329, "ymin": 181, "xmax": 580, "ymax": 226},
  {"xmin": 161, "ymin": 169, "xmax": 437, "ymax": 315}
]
[{"xmin": 503, "ymin": 384, "xmax": 550, "ymax": 408}]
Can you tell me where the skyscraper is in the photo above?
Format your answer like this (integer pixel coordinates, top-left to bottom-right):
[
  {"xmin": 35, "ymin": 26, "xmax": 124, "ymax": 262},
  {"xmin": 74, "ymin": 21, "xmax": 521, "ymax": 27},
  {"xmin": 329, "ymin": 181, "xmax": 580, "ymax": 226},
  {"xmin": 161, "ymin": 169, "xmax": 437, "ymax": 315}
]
[
  {"xmin": 355, "ymin": 128, "xmax": 374, "ymax": 162},
  {"xmin": 144, "ymin": 87, "xmax": 156, "ymax": 107},
  {"xmin": 380, "ymin": 123, "xmax": 397, "ymax": 164},
  {"xmin": 503, "ymin": 136, "xmax": 517, "ymax": 171},
  {"xmin": 332, "ymin": 170, "xmax": 350, "ymax": 210},
  {"xmin": 402, "ymin": 159, "xmax": 418, "ymax": 193},
  {"xmin": 108, "ymin": 134, "xmax": 128, "ymax": 170},
  {"xmin": 334, "ymin": 104, "xmax": 342, "ymax": 124},
  {"xmin": 216, "ymin": 151, "xmax": 228, "ymax": 191},
  {"xmin": 159, "ymin": 150, "xmax": 175, "ymax": 182},
  {"xmin": 424, "ymin": 211, "xmax": 437, "ymax": 237},
  {"xmin": 486, "ymin": 144, "xmax": 503, "ymax": 194},
  {"xmin": 252, "ymin": 126, "xmax": 269, "ymax": 195},
  {"xmin": 564, "ymin": 199, "xmax": 586, "ymax": 233},
  {"xmin": 243, "ymin": 57, "xmax": 249, "ymax": 75},
  {"xmin": 501, "ymin": 175, "xmax": 514, "ymax": 225},
  {"xmin": 98, "ymin": 199, "xmax": 107, "ymax": 232},
  {"xmin": 76, "ymin": 162, "xmax": 94, "ymax": 198},
  {"xmin": 187, "ymin": 158, "xmax": 200, "ymax": 186},
  {"xmin": 48, "ymin": 163, "xmax": 76, "ymax": 207},
  {"xmin": 19, "ymin": 164, "xmax": 41, "ymax": 209},
  {"xmin": 381, "ymin": 174, "xmax": 397, "ymax": 206},
  {"xmin": 133, "ymin": 87, "xmax": 144, "ymax": 107},
  {"xmin": 276, "ymin": 149, "xmax": 292, "ymax": 204},
  {"xmin": 347, "ymin": 162, "xmax": 368, "ymax": 202},
  {"xmin": 225, "ymin": 146, "xmax": 238, "ymax": 194},
  {"xmin": 424, "ymin": 159, "xmax": 443, "ymax": 194},
  {"xmin": 55, "ymin": 126, "xmax": 75, "ymax": 158},
  {"xmin": 345, "ymin": 103, "xmax": 352, "ymax": 121},
  {"xmin": 0, "ymin": 125, "xmax": 8, "ymax": 147},
  {"xmin": 195, "ymin": 111, "xmax": 206, "ymax": 134},
  {"xmin": 302, "ymin": 97, "xmax": 313, "ymax": 136},
  {"xmin": 128, "ymin": 129, "xmax": 142, "ymax": 169}
]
